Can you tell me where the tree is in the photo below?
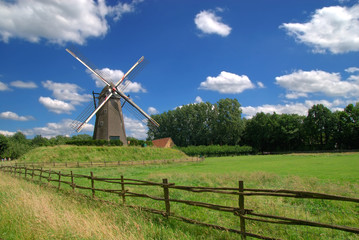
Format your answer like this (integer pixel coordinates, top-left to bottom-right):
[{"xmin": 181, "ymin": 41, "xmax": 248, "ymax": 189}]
[
  {"xmin": 31, "ymin": 135, "xmax": 50, "ymax": 147},
  {"xmin": 0, "ymin": 134, "xmax": 9, "ymax": 158},
  {"xmin": 147, "ymin": 99, "xmax": 244, "ymax": 147},
  {"xmin": 304, "ymin": 104, "xmax": 334, "ymax": 150},
  {"xmin": 243, "ymin": 112, "xmax": 274, "ymax": 153}
]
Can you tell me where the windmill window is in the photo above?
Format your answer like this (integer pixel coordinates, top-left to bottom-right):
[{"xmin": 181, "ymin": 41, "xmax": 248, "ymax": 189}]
[
  {"xmin": 99, "ymin": 121, "xmax": 104, "ymax": 127},
  {"xmin": 104, "ymin": 109, "xmax": 107, "ymax": 114}
]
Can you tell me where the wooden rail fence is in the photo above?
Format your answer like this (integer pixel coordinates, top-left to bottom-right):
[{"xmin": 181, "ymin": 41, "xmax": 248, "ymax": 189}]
[
  {"xmin": 1, "ymin": 165, "xmax": 358, "ymax": 239},
  {"xmin": 1, "ymin": 157, "xmax": 202, "ymax": 169}
]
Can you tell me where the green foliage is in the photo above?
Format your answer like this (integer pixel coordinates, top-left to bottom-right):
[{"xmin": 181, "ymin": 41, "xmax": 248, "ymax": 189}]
[
  {"xmin": 66, "ymin": 139, "xmax": 123, "ymax": 146},
  {"xmin": 177, "ymin": 145, "xmax": 253, "ymax": 157},
  {"xmin": 148, "ymin": 98, "xmax": 244, "ymax": 147},
  {"xmin": 127, "ymin": 137, "xmax": 153, "ymax": 147}
]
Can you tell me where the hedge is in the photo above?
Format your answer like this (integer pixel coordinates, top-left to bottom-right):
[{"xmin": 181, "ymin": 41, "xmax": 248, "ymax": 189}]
[
  {"xmin": 177, "ymin": 145, "xmax": 253, "ymax": 157},
  {"xmin": 66, "ymin": 139, "xmax": 123, "ymax": 146}
]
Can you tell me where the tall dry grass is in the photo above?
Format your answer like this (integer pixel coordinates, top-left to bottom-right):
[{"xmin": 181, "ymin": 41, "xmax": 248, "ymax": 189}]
[{"xmin": 0, "ymin": 173, "xmax": 150, "ymax": 240}]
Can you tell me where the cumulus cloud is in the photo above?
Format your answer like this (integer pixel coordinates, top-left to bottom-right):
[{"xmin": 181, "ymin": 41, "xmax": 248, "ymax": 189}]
[
  {"xmin": 199, "ymin": 71, "xmax": 255, "ymax": 94},
  {"xmin": 345, "ymin": 67, "xmax": 359, "ymax": 73},
  {"xmin": 0, "ymin": 81, "xmax": 9, "ymax": 91},
  {"xmin": 0, "ymin": 0, "xmax": 141, "ymax": 45},
  {"xmin": 194, "ymin": 96, "xmax": 203, "ymax": 103},
  {"xmin": 147, "ymin": 107, "xmax": 159, "ymax": 115},
  {"xmin": 275, "ymin": 69, "xmax": 359, "ymax": 98},
  {"xmin": 241, "ymin": 99, "xmax": 344, "ymax": 119},
  {"xmin": 22, "ymin": 119, "xmax": 94, "ymax": 138},
  {"xmin": 124, "ymin": 116, "xmax": 147, "ymax": 139},
  {"xmin": 10, "ymin": 80, "xmax": 37, "ymax": 89},
  {"xmin": 87, "ymin": 68, "xmax": 146, "ymax": 93},
  {"xmin": 42, "ymin": 80, "xmax": 91, "ymax": 105},
  {"xmin": 0, "ymin": 111, "xmax": 34, "ymax": 121},
  {"xmin": 281, "ymin": 4, "xmax": 359, "ymax": 53},
  {"xmin": 194, "ymin": 9, "xmax": 231, "ymax": 37},
  {"xmin": 39, "ymin": 97, "xmax": 75, "ymax": 114},
  {"xmin": 0, "ymin": 130, "xmax": 15, "ymax": 136}
]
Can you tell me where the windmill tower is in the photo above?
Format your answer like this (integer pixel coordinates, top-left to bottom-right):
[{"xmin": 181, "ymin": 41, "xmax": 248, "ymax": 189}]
[
  {"xmin": 67, "ymin": 49, "xmax": 159, "ymax": 146},
  {"xmin": 92, "ymin": 86, "xmax": 127, "ymax": 142}
]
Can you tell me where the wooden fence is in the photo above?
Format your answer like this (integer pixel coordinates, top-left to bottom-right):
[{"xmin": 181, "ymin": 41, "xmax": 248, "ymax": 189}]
[
  {"xmin": 1, "ymin": 157, "xmax": 202, "ymax": 169},
  {"xmin": 1, "ymin": 165, "xmax": 358, "ymax": 239}
]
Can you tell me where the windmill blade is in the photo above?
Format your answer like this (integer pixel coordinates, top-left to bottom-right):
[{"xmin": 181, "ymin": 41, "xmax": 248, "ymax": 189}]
[
  {"xmin": 73, "ymin": 92, "xmax": 114, "ymax": 132},
  {"xmin": 66, "ymin": 48, "xmax": 113, "ymax": 88},
  {"xmin": 114, "ymin": 90, "xmax": 159, "ymax": 127},
  {"xmin": 71, "ymin": 101, "xmax": 95, "ymax": 131},
  {"xmin": 115, "ymin": 56, "xmax": 147, "ymax": 87}
]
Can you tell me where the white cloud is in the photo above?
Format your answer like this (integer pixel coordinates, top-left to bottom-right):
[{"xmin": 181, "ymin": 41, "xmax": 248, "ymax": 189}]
[
  {"xmin": 10, "ymin": 80, "xmax": 37, "ymax": 89},
  {"xmin": 199, "ymin": 71, "xmax": 255, "ymax": 94},
  {"xmin": 241, "ymin": 99, "xmax": 344, "ymax": 119},
  {"xmin": 194, "ymin": 9, "xmax": 231, "ymax": 37},
  {"xmin": 0, "ymin": 111, "xmax": 34, "ymax": 121},
  {"xmin": 147, "ymin": 107, "xmax": 159, "ymax": 115},
  {"xmin": 22, "ymin": 119, "xmax": 94, "ymax": 138},
  {"xmin": 42, "ymin": 80, "xmax": 91, "ymax": 105},
  {"xmin": 122, "ymin": 81, "xmax": 147, "ymax": 93},
  {"xmin": 88, "ymin": 68, "xmax": 125, "ymax": 88},
  {"xmin": 0, "ymin": 130, "xmax": 15, "ymax": 136},
  {"xmin": 87, "ymin": 68, "xmax": 146, "ymax": 93},
  {"xmin": 257, "ymin": 81, "xmax": 265, "ymax": 88},
  {"xmin": 0, "ymin": 0, "xmax": 140, "ymax": 45},
  {"xmin": 194, "ymin": 96, "xmax": 203, "ymax": 103},
  {"xmin": 281, "ymin": 4, "xmax": 359, "ymax": 54},
  {"xmin": 0, "ymin": 81, "xmax": 9, "ymax": 91},
  {"xmin": 124, "ymin": 116, "xmax": 147, "ymax": 139},
  {"xmin": 345, "ymin": 67, "xmax": 359, "ymax": 73},
  {"xmin": 39, "ymin": 96, "xmax": 75, "ymax": 114},
  {"xmin": 275, "ymin": 69, "xmax": 359, "ymax": 98}
]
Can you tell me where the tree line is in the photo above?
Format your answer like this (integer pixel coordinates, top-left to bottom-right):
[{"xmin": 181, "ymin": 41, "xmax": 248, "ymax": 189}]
[{"xmin": 147, "ymin": 98, "xmax": 359, "ymax": 153}]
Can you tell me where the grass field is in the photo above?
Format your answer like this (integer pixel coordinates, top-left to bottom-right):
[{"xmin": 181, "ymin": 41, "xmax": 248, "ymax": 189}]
[{"xmin": 1, "ymin": 152, "xmax": 359, "ymax": 239}]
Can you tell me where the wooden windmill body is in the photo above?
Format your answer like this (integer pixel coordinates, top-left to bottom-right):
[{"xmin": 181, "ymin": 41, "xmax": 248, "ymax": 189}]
[{"xmin": 93, "ymin": 87, "xmax": 127, "ymax": 144}]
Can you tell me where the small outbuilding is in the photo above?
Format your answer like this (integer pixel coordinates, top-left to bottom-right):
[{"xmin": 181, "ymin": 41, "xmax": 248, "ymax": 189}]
[{"xmin": 152, "ymin": 137, "xmax": 175, "ymax": 148}]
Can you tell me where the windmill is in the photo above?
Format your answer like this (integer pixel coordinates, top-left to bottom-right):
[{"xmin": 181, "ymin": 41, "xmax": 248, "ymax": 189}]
[{"xmin": 66, "ymin": 48, "xmax": 159, "ymax": 146}]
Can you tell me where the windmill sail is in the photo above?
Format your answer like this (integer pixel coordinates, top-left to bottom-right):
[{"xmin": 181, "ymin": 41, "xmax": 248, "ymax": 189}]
[{"xmin": 66, "ymin": 48, "xmax": 159, "ymax": 135}]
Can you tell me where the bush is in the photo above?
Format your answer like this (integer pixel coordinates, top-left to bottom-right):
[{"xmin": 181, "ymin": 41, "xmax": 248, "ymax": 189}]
[
  {"xmin": 177, "ymin": 145, "xmax": 253, "ymax": 157},
  {"xmin": 66, "ymin": 139, "xmax": 123, "ymax": 146}
]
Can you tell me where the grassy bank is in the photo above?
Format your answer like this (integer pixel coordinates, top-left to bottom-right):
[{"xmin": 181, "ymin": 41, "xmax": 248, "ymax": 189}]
[{"xmin": 17, "ymin": 145, "xmax": 188, "ymax": 163}]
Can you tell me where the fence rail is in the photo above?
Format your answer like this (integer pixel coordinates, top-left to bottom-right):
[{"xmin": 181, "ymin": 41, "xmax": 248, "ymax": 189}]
[
  {"xmin": 0, "ymin": 157, "xmax": 202, "ymax": 168},
  {"xmin": 0, "ymin": 165, "xmax": 358, "ymax": 239}
]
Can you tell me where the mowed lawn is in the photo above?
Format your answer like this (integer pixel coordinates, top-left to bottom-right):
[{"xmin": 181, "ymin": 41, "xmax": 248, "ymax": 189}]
[{"xmin": 89, "ymin": 152, "xmax": 359, "ymax": 183}]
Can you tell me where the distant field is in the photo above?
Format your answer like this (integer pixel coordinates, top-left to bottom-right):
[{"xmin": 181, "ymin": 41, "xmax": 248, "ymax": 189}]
[{"xmin": 62, "ymin": 152, "xmax": 359, "ymax": 183}]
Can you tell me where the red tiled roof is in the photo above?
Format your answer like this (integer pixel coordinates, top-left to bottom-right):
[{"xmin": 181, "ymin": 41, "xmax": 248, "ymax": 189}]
[{"xmin": 152, "ymin": 137, "xmax": 174, "ymax": 148}]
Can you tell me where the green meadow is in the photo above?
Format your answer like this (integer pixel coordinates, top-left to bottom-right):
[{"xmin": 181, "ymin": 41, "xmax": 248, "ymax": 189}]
[{"xmin": 1, "ymin": 151, "xmax": 358, "ymax": 239}]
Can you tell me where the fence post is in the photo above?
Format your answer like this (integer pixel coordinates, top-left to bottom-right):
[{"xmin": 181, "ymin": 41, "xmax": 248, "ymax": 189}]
[
  {"xmin": 32, "ymin": 166, "xmax": 35, "ymax": 180},
  {"xmin": 71, "ymin": 171, "xmax": 75, "ymax": 192},
  {"xmin": 239, "ymin": 180, "xmax": 246, "ymax": 240},
  {"xmin": 90, "ymin": 172, "xmax": 95, "ymax": 198},
  {"xmin": 25, "ymin": 167, "xmax": 27, "ymax": 178},
  {"xmin": 39, "ymin": 167, "xmax": 43, "ymax": 182},
  {"xmin": 162, "ymin": 178, "xmax": 171, "ymax": 218},
  {"xmin": 120, "ymin": 175, "xmax": 126, "ymax": 205},
  {"xmin": 58, "ymin": 171, "xmax": 61, "ymax": 190},
  {"xmin": 48, "ymin": 168, "xmax": 52, "ymax": 186},
  {"xmin": 77, "ymin": 161, "xmax": 79, "ymax": 168}
]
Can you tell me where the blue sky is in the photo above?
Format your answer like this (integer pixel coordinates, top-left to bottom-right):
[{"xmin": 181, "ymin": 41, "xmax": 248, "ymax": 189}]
[{"xmin": 1, "ymin": 0, "xmax": 359, "ymax": 139}]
